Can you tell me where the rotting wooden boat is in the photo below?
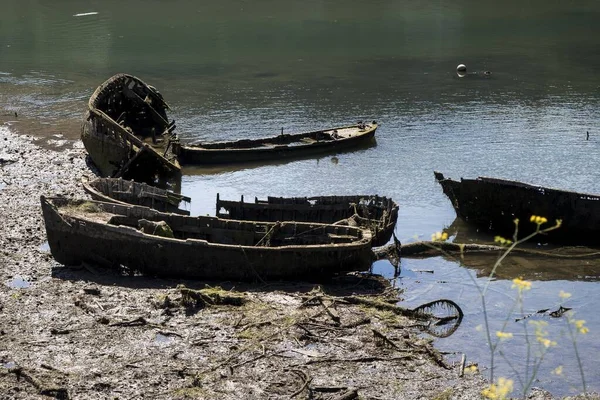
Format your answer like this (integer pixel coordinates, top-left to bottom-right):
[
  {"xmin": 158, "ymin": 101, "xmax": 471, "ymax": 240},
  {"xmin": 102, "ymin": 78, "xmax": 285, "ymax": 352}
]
[
  {"xmin": 81, "ymin": 73, "xmax": 181, "ymax": 181},
  {"xmin": 41, "ymin": 196, "xmax": 373, "ymax": 281},
  {"xmin": 434, "ymin": 171, "xmax": 600, "ymax": 244},
  {"xmin": 82, "ymin": 177, "xmax": 191, "ymax": 215},
  {"xmin": 216, "ymin": 194, "xmax": 398, "ymax": 247},
  {"xmin": 172, "ymin": 122, "xmax": 378, "ymax": 165}
]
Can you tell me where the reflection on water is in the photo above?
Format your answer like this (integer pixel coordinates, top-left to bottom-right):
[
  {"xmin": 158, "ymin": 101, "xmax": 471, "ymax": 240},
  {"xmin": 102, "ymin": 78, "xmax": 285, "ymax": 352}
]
[
  {"xmin": 442, "ymin": 218, "xmax": 600, "ymax": 281},
  {"xmin": 1, "ymin": 0, "xmax": 600, "ymax": 396}
]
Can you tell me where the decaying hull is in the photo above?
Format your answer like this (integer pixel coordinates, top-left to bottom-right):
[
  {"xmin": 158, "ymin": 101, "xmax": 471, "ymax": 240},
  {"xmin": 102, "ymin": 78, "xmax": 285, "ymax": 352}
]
[
  {"xmin": 41, "ymin": 196, "xmax": 373, "ymax": 281},
  {"xmin": 81, "ymin": 73, "xmax": 180, "ymax": 180},
  {"xmin": 216, "ymin": 194, "xmax": 398, "ymax": 247},
  {"xmin": 174, "ymin": 123, "xmax": 377, "ymax": 165},
  {"xmin": 434, "ymin": 171, "xmax": 600, "ymax": 244},
  {"xmin": 82, "ymin": 177, "xmax": 191, "ymax": 215}
]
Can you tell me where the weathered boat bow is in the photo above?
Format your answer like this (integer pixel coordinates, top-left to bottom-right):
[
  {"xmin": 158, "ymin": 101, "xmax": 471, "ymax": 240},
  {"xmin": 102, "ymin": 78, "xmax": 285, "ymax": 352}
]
[
  {"xmin": 435, "ymin": 171, "xmax": 600, "ymax": 244},
  {"xmin": 81, "ymin": 73, "xmax": 181, "ymax": 181}
]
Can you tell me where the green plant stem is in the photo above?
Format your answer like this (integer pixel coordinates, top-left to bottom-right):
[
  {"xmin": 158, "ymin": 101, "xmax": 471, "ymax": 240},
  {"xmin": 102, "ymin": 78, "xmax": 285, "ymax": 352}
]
[
  {"xmin": 519, "ymin": 298, "xmax": 532, "ymax": 391},
  {"xmin": 523, "ymin": 348, "xmax": 547, "ymax": 395},
  {"xmin": 566, "ymin": 320, "xmax": 588, "ymax": 395}
]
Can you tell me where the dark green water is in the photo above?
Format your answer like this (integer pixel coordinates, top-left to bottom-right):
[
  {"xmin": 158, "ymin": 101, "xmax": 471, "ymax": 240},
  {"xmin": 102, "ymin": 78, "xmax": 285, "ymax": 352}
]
[{"xmin": 1, "ymin": 0, "xmax": 600, "ymax": 395}]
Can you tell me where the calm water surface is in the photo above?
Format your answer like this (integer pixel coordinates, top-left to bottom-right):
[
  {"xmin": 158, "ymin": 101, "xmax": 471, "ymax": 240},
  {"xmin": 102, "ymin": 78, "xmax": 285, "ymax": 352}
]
[{"xmin": 2, "ymin": 0, "xmax": 600, "ymax": 395}]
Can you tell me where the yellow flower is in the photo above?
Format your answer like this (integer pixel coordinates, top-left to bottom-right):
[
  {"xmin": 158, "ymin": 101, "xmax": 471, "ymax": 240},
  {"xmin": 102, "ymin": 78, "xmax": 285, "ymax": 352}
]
[
  {"xmin": 559, "ymin": 290, "xmax": 572, "ymax": 299},
  {"xmin": 494, "ymin": 236, "xmax": 513, "ymax": 246},
  {"xmin": 553, "ymin": 366, "xmax": 563, "ymax": 375},
  {"xmin": 482, "ymin": 377, "xmax": 513, "ymax": 400},
  {"xmin": 496, "ymin": 331, "xmax": 513, "ymax": 340},
  {"xmin": 431, "ymin": 231, "xmax": 448, "ymax": 242},
  {"xmin": 512, "ymin": 278, "xmax": 532, "ymax": 291},
  {"xmin": 467, "ymin": 365, "xmax": 478, "ymax": 373},
  {"xmin": 555, "ymin": 219, "xmax": 562, "ymax": 228},
  {"xmin": 530, "ymin": 215, "xmax": 548, "ymax": 225},
  {"xmin": 475, "ymin": 324, "xmax": 483, "ymax": 332},
  {"xmin": 574, "ymin": 320, "xmax": 589, "ymax": 334},
  {"xmin": 537, "ymin": 337, "xmax": 557, "ymax": 348}
]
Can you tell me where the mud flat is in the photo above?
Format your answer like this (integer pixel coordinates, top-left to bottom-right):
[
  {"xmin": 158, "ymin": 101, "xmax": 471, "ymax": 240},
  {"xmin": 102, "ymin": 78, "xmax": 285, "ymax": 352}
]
[{"xmin": 0, "ymin": 126, "xmax": 581, "ymax": 399}]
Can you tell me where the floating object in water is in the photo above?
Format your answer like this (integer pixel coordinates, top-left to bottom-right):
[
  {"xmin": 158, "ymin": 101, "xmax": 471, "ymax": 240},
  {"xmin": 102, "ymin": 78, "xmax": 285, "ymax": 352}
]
[
  {"xmin": 456, "ymin": 64, "xmax": 467, "ymax": 72},
  {"xmin": 73, "ymin": 12, "xmax": 99, "ymax": 17},
  {"xmin": 174, "ymin": 122, "xmax": 378, "ymax": 165}
]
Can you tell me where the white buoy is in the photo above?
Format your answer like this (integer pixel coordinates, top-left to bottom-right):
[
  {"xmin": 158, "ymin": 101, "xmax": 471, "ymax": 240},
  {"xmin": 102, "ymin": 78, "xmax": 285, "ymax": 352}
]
[{"xmin": 456, "ymin": 64, "xmax": 467, "ymax": 72}]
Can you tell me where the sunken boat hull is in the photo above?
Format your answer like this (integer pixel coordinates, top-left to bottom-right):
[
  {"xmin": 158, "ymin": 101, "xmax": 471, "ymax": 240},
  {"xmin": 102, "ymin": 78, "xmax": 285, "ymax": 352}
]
[
  {"xmin": 81, "ymin": 73, "xmax": 180, "ymax": 180},
  {"xmin": 41, "ymin": 197, "xmax": 373, "ymax": 281},
  {"xmin": 434, "ymin": 171, "xmax": 600, "ymax": 244},
  {"xmin": 216, "ymin": 194, "xmax": 398, "ymax": 247},
  {"xmin": 174, "ymin": 123, "xmax": 377, "ymax": 165},
  {"xmin": 82, "ymin": 177, "xmax": 191, "ymax": 215}
]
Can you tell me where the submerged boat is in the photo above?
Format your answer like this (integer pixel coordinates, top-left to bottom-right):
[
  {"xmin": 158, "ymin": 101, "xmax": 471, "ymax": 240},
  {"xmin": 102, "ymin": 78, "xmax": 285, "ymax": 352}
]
[
  {"xmin": 216, "ymin": 194, "xmax": 398, "ymax": 247},
  {"xmin": 434, "ymin": 171, "xmax": 600, "ymax": 244},
  {"xmin": 41, "ymin": 196, "xmax": 373, "ymax": 281},
  {"xmin": 82, "ymin": 177, "xmax": 191, "ymax": 215},
  {"xmin": 173, "ymin": 122, "xmax": 378, "ymax": 165},
  {"xmin": 81, "ymin": 73, "xmax": 181, "ymax": 181}
]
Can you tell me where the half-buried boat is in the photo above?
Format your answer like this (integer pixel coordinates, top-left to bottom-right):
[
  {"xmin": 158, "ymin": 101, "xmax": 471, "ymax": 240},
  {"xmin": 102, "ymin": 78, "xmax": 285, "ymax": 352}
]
[{"xmin": 41, "ymin": 196, "xmax": 373, "ymax": 281}]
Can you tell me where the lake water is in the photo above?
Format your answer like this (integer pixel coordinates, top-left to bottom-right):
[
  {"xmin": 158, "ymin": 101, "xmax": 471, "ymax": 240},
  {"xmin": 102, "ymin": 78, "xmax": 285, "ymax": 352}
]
[{"xmin": 2, "ymin": 0, "xmax": 600, "ymax": 395}]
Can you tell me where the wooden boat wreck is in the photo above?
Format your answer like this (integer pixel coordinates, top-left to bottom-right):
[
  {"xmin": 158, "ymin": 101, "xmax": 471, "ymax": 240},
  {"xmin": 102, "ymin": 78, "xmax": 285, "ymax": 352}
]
[
  {"xmin": 434, "ymin": 171, "xmax": 600, "ymax": 244},
  {"xmin": 82, "ymin": 177, "xmax": 191, "ymax": 215},
  {"xmin": 172, "ymin": 122, "xmax": 378, "ymax": 165},
  {"xmin": 216, "ymin": 194, "xmax": 398, "ymax": 246},
  {"xmin": 81, "ymin": 73, "xmax": 181, "ymax": 181},
  {"xmin": 41, "ymin": 196, "xmax": 373, "ymax": 281}
]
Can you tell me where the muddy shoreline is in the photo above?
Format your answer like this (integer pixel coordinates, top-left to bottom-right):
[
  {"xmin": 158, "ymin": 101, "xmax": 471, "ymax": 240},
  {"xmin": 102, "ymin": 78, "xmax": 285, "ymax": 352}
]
[{"xmin": 0, "ymin": 126, "xmax": 582, "ymax": 399}]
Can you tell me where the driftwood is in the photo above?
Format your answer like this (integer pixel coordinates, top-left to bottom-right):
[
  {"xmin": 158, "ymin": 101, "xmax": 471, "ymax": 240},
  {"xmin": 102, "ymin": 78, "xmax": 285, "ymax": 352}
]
[
  {"xmin": 303, "ymin": 294, "xmax": 463, "ymax": 338},
  {"xmin": 374, "ymin": 240, "xmax": 600, "ymax": 259},
  {"xmin": 179, "ymin": 286, "xmax": 246, "ymax": 309},
  {"xmin": 8, "ymin": 366, "xmax": 69, "ymax": 399}
]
